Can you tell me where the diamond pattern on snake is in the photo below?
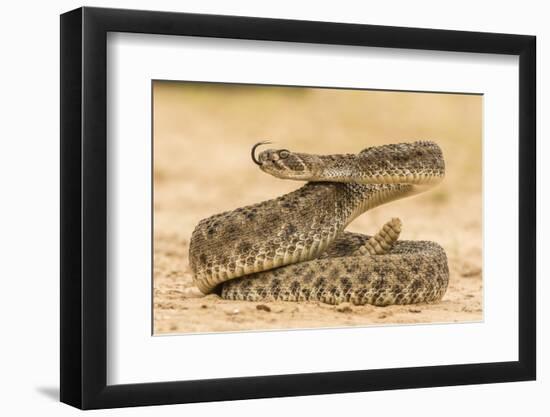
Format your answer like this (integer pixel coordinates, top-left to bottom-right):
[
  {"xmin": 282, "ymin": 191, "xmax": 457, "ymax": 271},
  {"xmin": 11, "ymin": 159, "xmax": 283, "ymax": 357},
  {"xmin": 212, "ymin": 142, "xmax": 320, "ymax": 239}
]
[{"xmin": 189, "ymin": 141, "xmax": 449, "ymax": 306}]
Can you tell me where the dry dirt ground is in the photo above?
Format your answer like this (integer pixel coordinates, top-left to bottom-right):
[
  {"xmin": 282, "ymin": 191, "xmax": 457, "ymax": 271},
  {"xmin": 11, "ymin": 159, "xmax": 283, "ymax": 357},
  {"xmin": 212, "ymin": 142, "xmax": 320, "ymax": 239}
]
[{"xmin": 153, "ymin": 82, "xmax": 483, "ymax": 334}]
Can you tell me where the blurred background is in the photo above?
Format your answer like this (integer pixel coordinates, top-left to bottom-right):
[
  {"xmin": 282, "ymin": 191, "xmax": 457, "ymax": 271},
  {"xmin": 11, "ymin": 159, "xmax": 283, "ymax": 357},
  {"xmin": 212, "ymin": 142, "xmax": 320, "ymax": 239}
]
[{"xmin": 153, "ymin": 81, "xmax": 482, "ymax": 334}]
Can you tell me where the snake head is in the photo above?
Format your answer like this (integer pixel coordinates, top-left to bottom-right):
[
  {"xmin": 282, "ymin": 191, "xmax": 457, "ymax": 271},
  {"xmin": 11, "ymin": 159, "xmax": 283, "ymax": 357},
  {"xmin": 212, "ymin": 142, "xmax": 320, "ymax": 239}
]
[{"xmin": 251, "ymin": 142, "xmax": 316, "ymax": 181}]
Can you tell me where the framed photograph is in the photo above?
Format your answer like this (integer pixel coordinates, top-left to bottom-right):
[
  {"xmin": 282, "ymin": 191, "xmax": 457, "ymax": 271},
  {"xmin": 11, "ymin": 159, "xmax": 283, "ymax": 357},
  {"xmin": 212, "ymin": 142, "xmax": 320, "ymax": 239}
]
[{"xmin": 60, "ymin": 6, "xmax": 536, "ymax": 409}]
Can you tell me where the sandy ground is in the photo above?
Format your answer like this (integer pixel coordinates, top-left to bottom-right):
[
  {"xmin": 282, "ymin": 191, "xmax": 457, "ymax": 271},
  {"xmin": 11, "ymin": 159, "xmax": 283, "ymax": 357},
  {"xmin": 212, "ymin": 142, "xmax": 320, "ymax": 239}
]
[{"xmin": 153, "ymin": 82, "xmax": 483, "ymax": 334}]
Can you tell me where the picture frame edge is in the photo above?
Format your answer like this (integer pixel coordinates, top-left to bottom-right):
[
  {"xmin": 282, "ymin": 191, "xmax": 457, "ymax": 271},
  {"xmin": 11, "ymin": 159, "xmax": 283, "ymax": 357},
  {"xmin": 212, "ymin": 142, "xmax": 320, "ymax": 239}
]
[{"xmin": 60, "ymin": 6, "xmax": 537, "ymax": 410}]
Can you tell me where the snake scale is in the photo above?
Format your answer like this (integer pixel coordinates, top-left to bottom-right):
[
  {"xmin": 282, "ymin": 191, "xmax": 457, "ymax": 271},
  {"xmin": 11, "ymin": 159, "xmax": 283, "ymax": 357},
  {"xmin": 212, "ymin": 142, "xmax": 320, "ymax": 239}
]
[{"xmin": 189, "ymin": 141, "xmax": 449, "ymax": 306}]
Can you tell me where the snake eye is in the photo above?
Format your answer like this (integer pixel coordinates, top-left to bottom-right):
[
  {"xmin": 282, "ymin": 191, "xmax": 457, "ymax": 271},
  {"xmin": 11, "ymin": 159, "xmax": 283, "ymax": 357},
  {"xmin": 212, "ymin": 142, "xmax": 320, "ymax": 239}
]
[{"xmin": 279, "ymin": 149, "xmax": 290, "ymax": 159}]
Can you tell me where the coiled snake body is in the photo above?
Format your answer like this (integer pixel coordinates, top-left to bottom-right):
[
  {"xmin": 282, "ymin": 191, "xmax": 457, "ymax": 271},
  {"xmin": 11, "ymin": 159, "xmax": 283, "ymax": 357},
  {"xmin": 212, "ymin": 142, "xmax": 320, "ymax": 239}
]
[{"xmin": 189, "ymin": 141, "xmax": 449, "ymax": 306}]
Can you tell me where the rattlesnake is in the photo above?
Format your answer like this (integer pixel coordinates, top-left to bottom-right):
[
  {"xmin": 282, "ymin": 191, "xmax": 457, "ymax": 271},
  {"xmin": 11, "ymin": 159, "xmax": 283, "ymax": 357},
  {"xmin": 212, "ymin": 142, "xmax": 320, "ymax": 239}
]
[{"xmin": 189, "ymin": 141, "xmax": 449, "ymax": 306}]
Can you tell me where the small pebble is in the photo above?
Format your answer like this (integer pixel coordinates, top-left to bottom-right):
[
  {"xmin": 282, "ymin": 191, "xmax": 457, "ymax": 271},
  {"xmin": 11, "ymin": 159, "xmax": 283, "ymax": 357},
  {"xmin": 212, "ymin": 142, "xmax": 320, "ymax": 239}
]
[
  {"xmin": 336, "ymin": 303, "xmax": 353, "ymax": 313},
  {"xmin": 460, "ymin": 264, "xmax": 482, "ymax": 277},
  {"xmin": 204, "ymin": 294, "xmax": 221, "ymax": 300},
  {"xmin": 200, "ymin": 304, "xmax": 208, "ymax": 309},
  {"xmin": 182, "ymin": 287, "xmax": 204, "ymax": 298},
  {"xmin": 256, "ymin": 304, "xmax": 271, "ymax": 312},
  {"xmin": 408, "ymin": 308, "xmax": 422, "ymax": 313},
  {"xmin": 226, "ymin": 308, "xmax": 240, "ymax": 315}
]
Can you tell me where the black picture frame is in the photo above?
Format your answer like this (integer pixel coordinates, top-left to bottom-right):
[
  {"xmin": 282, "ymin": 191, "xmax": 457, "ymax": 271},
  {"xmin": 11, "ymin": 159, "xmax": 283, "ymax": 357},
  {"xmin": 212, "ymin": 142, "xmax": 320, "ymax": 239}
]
[{"xmin": 60, "ymin": 6, "xmax": 536, "ymax": 410}]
